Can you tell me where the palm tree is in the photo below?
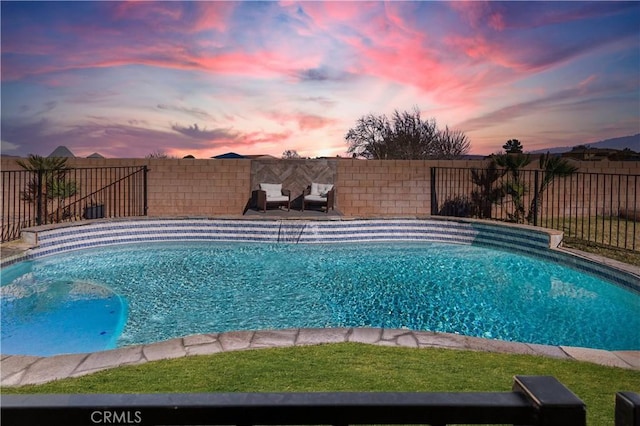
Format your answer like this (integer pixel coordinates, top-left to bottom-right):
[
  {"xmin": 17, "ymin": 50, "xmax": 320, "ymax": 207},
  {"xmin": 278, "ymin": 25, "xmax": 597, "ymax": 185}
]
[
  {"xmin": 492, "ymin": 153, "xmax": 531, "ymax": 223},
  {"xmin": 470, "ymin": 161, "xmax": 506, "ymax": 219},
  {"xmin": 17, "ymin": 155, "xmax": 77, "ymax": 224},
  {"xmin": 527, "ymin": 153, "xmax": 578, "ymax": 224}
]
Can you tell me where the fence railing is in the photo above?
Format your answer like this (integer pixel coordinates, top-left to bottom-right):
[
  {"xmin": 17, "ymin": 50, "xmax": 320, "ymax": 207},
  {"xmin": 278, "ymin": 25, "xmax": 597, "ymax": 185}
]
[
  {"xmin": 1, "ymin": 166, "xmax": 148, "ymax": 243},
  {"xmin": 0, "ymin": 376, "xmax": 595, "ymax": 426},
  {"xmin": 431, "ymin": 167, "xmax": 639, "ymax": 252}
]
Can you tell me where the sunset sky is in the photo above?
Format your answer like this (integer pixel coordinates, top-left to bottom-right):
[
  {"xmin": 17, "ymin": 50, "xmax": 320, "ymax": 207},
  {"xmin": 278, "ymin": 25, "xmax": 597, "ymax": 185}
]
[{"xmin": 2, "ymin": 1, "xmax": 639, "ymax": 159}]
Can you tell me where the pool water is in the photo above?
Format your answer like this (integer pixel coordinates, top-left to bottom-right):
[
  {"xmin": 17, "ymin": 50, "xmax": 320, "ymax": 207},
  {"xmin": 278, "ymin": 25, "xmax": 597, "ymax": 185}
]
[
  {"xmin": 1, "ymin": 279, "xmax": 126, "ymax": 356},
  {"xmin": 1, "ymin": 241, "xmax": 639, "ymax": 356}
]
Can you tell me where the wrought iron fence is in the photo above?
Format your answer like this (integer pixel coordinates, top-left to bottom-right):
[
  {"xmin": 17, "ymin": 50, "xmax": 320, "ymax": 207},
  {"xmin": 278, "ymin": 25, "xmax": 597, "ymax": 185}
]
[
  {"xmin": 431, "ymin": 167, "xmax": 639, "ymax": 252},
  {"xmin": 1, "ymin": 166, "xmax": 148, "ymax": 243}
]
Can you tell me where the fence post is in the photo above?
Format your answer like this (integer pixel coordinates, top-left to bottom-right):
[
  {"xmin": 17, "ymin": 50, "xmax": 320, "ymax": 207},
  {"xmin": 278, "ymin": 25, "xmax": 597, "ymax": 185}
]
[
  {"xmin": 616, "ymin": 392, "xmax": 640, "ymax": 426},
  {"xmin": 143, "ymin": 166, "xmax": 149, "ymax": 216},
  {"xmin": 532, "ymin": 170, "xmax": 539, "ymax": 227},
  {"xmin": 35, "ymin": 169, "xmax": 43, "ymax": 226},
  {"xmin": 513, "ymin": 375, "xmax": 586, "ymax": 426},
  {"xmin": 430, "ymin": 167, "xmax": 437, "ymax": 215}
]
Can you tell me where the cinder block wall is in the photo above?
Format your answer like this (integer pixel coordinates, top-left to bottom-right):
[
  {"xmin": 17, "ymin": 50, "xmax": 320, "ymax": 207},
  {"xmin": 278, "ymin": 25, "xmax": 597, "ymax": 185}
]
[
  {"xmin": 142, "ymin": 158, "xmax": 251, "ymax": 216},
  {"xmin": 2, "ymin": 157, "xmax": 638, "ymax": 218},
  {"xmin": 336, "ymin": 159, "xmax": 433, "ymax": 216},
  {"xmin": 1, "ymin": 157, "xmax": 251, "ymax": 216}
]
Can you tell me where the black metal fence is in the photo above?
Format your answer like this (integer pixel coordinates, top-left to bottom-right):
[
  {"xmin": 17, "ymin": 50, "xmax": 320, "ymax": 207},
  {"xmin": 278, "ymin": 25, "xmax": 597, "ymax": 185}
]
[
  {"xmin": 431, "ymin": 167, "xmax": 639, "ymax": 252},
  {"xmin": 1, "ymin": 166, "xmax": 148, "ymax": 243},
  {"xmin": 0, "ymin": 376, "xmax": 598, "ymax": 426}
]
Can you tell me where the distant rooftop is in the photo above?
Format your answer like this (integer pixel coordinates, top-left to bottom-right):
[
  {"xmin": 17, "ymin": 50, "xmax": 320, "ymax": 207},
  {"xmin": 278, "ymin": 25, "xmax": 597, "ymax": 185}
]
[
  {"xmin": 48, "ymin": 146, "xmax": 75, "ymax": 158},
  {"xmin": 212, "ymin": 152, "xmax": 245, "ymax": 159},
  {"xmin": 212, "ymin": 152, "xmax": 277, "ymax": 160}
]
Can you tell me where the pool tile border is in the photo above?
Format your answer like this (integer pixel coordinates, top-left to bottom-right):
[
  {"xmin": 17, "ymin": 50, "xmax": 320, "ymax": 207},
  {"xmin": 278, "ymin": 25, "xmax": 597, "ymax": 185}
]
[
  {"xmin": 3, "ymin": 217, "xmax": 638, "ymax": 292},
  {"xmin": 1, "ymin": 328, "xmax": 638, "ymax": 387}
]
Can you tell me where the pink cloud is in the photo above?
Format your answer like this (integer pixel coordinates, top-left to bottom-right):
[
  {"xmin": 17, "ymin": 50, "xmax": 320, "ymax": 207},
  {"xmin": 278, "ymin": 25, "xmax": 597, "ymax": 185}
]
[
  {"xmin": 112, "ymin": 1, "xmax": 183, "ymax": 23},
  {"xmin": 235, "ymin": 130, "xmax": 294, "ymax": 149},
  {"xmin": 111, "ymin": 2, "xmax": 235, "ymax": 33},
  {"xmin": 488, "ymin": 12, "xmax": 506, "ymax": 31},
  {"xmin": 444, "ymin": 34, "xmax": 521, "ymax": 73},
  {"xmin": 447, "ymin": 1, "xmax": 495, "ymax": 29},
  {"xmin": 267, "ymin": 112, "xmax": 338, "ymax": 132},
  {"xmin": 1, "ymin": 3, "xmax": 255, "ymax": 82},
  {"xmin": 191, "ymin": 2, "xmax": 236, "ymax": 33},
  {"xmin": 345, "ymin": 33, "xmax": 483, "ymax": 105},
  {"xmin": 299, "ymin": 1, "xmax": 379, "ymax": 29},
  {"xmin": 297, "ymin": 114, "xmax": 337, "ymax": 131},
  {"xmin": 197, "ymin": 51, "xmax": 321, "ymax": 78},
  {"xmin": 295, "ymin": 2, "xmax": 502, "ymax": 107},
  {"xmin": 3, "ymin": 39, "xmax": 320, "ymax": 84}
]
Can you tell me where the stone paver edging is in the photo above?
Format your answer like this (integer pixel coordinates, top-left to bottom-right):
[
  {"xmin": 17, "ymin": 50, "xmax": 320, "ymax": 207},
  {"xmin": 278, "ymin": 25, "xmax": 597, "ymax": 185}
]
[{"xmin": 2, "ymin": 328, "xmax": 638, "ymax": 387}]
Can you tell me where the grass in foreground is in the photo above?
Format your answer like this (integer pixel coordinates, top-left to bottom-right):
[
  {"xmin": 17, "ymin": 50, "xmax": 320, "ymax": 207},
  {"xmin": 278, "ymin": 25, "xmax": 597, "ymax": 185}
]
[{"xmin": 3, "ymin": 343, "xmax": 639, "ymax": 425}]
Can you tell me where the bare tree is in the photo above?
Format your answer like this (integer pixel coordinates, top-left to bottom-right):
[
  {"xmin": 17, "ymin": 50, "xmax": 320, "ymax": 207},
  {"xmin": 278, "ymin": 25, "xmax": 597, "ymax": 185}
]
[
  {"xmin": 345, "ymin": 113, "xmax": 390, "ymax": 159},
  {"xmin": 146, "ymin": 150, "xmax": 170, "ymax": 159},
  {"xmin": 435, "ymin": 126, "xmax": 471, "ymax": 159},
  {"xmin": 282, "ymin": 150, "xmax": 302, "ymax": 159},
  {"xmin": 346, "ymin": 108, "xmax": 470, "ymax": 159},
  {"xmin": 387, "ymin": 109, "xmax": 439, "ymax": 159}
]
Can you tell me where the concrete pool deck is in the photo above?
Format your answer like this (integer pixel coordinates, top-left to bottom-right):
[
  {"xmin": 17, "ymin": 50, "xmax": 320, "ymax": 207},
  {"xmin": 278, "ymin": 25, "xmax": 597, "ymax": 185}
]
[{"xmin": 2, "ymin": 327, "xmax": 639, "ymax": 387}]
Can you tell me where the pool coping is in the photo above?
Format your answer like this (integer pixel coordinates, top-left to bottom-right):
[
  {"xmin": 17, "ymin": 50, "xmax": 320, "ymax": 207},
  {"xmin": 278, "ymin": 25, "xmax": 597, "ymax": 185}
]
[
  {"xmin": 2, "ymin": 327, "xmax": 639, "ymax": 387},
  {"xmin": 1, "ymin": 216, "xmax": 639, "ymax": 387}
]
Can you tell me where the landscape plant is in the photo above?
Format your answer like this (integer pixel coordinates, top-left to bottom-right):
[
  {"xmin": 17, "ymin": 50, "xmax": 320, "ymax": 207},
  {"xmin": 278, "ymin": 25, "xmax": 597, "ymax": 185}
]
[
  {"xmin": 16, "ymin": 155, "xmax": 78, "ymax": 224},
  {"xmin": 526, "ymin": 152, "xmax": 579, "ymax": 224},
  {"xmin": 491, "ymin": 152, "xmax": 532, "ymax": 223},
  {"xmin": 470, "ymin": 160, "xmax": 506, "ymax": 219},
  {"xmin": 463, "ymin": 148, "xmax": 578, "ymax": 225}
]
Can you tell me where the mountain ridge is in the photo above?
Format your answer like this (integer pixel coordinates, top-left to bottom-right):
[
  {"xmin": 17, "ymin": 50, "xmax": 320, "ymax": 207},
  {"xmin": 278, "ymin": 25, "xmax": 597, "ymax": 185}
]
[{"xmin": 530, "ymin": 134, "xmax": 639, "ymax": 154}]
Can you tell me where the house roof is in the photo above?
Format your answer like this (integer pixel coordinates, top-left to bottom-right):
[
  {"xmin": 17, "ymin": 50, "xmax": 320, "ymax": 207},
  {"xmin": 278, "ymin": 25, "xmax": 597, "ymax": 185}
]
[
  {"xmin": 244, "ymin": 154, "xmax": 277, "ymax": 159},
  {"xmin": 212, "ymin": 152, "xmax": 245, "ymax": 159}
]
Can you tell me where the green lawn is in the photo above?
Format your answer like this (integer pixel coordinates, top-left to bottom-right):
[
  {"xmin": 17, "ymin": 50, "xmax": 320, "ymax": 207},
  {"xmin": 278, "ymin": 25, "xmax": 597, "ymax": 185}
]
[
  {"xmin": 539, "ymin": 215, "xmax": 640, "ymax": 265},
  {"xmin": 3, "ymin": 343, "xmax": 638, "ymax": 425},
  {"xmin": 563, "ymin": 237, "xmax": 640, "ymax": 266}
]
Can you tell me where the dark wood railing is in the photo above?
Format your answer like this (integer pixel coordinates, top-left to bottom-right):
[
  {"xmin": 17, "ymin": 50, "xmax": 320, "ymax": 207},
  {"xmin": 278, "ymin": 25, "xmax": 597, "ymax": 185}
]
[{"xmin": 0, "ymin": 376, "xmax": 595, "ymax": 426}]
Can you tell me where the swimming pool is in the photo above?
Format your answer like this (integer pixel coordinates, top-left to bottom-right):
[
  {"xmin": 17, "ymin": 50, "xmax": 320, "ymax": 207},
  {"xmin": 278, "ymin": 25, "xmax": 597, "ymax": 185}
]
[{"xmin": 2, "ymin": 236, "xmax": 639, "ymax": 356}]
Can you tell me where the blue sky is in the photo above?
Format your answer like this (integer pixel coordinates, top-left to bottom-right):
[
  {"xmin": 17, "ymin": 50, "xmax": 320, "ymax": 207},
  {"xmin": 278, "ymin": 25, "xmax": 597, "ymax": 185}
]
[{"xmin": 1, "ymin": 1, "xmax": 639, "ymax": 158}]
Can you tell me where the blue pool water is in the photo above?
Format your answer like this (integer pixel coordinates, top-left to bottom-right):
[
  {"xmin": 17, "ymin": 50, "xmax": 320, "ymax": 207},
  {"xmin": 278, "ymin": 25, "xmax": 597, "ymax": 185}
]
[{"xmin": 1, "ymin": 241, "xmax": 639, "ymax": 356}]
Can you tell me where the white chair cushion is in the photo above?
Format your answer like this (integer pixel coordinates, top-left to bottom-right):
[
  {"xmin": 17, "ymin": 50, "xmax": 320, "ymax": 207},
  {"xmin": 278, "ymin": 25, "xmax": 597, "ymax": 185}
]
[
  {"xmin": 267, "ymin": 195, "xmax": 289, "ymax": 202},
  {"xmin": 304, "ymin": 194, "xmax": 327, "ymax": 202},
  {"xmin": 260, "ymin": 183, "xmax": 282, "ymax": 199},
  {"xmin": 310, "ymin": 183, "xmax": 333, "ymax": 197}
]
